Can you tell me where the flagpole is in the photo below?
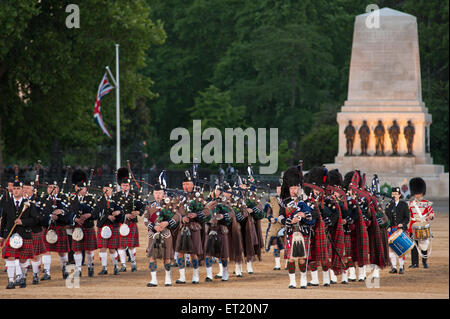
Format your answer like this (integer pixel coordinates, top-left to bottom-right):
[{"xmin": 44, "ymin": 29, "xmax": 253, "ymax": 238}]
[{"xmin": 115, "ymin": 43, "xmax": 120, "ymax": 170}]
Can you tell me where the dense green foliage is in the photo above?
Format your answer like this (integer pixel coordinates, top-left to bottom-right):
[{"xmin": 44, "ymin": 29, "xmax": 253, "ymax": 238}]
[
  {"xmin": 0, "ymin": 0, "xmax": 448, "ymax": 174},
  {"xmin": 146, "ymin": 0, "xmax": 448, "ymax": 171}
]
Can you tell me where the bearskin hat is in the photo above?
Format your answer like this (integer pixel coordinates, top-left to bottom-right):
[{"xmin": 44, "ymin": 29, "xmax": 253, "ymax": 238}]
[
  {"xmin": 409, "ymin": 177, "xmax": 426, "ymax": 196},
  {"xmin": 328, "ymin": 169, "xmax": 343, "ymax": 187},
  {"xmin": 72, "ymin": 169, "xmax": 87, "ymax": 187},
  {"xmin": 308, "ymin": 166, "xmax": 327, "ymax": 186},
  {"xmin": 117, "ymin": 167, "xmax": 130, "ymax": 184},
  {"xmin": 343, "ymin": 171, "xmax": 355, "ymax": 190},
  {"xmin": 280, "ymin": 166, "xmax": 302, "ymax": 200}
]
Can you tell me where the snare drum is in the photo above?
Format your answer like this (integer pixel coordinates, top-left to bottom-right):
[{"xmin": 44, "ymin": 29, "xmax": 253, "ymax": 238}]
[
  {"xmin": 388, "ymin": 229, "xmax": 414, "ymax": 258},
  {"xmin": 412, "ymin": 222, "xmax": 431, "ymax": 240}
]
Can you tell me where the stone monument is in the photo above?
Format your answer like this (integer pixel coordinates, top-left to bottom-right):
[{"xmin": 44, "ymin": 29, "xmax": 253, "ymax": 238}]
[{"xmin": 326, "ymin": 7, "xmax": 448, "ymax": 199}]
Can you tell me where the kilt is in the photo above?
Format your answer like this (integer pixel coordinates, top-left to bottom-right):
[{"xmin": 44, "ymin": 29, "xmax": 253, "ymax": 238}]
[
  {"xmin": 72, "ymin": 227, "xmax": 98, "ymax": 252},
  {"xmin": 2, "ymin": 238, "xmax": 34, "ymax": 260},
  {"xmin": 45, "ymin": 225, "xmax": 70, "ymax": 253},
  {"xmin": 97, "ymin": 225, "xmax": 121, "ymax": 249},
  {"xmin": 32, "ymin": 231, "xmax": 47, "ymax": 256},
  {"xmin": 344, "ymin": 233, "xmax": 353, "ymax": 258},
  {"xmin": 327, "ymin": 236, "xmax": 333, "ymax": 258},
  {"xmin": 119, "ymin": 223, "xmax": 139, "ymax": 248}
]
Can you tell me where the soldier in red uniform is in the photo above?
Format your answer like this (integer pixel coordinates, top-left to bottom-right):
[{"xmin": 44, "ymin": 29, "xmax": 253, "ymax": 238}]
[{"xmin": 408, "ymin": 177, "xmax": 434, "ymax": 269}]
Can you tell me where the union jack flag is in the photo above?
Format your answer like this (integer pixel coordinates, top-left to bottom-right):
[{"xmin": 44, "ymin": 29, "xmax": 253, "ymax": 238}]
[{"xmin": 94, "ymin": 73, "xmax": 114, "ymax": 138}]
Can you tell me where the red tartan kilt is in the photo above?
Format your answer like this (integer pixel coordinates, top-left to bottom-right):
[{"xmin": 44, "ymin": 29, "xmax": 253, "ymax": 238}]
[
  {"xmin": 97, "ymin": 225, "xmax": 121, "ymax": 249},
  {"xmin": 2, "ymin": 238, "xmax": 34, "ymax": 260},
  {"xmin": 344, "ymin": 233, "xmax": 353, "ymax": 257},
  {"xmin": 305, "ymin": 235, "xmax": 317, "ymax": 261},
  {"xmin": 119, "ymin": 223, "xmax": 139, "ymax": 248},
  {"xmin": 72, "ymin": 227, "xmax": 98, "ymax": 252},
  {"xmin": 32, "ymin": 231, "xmax": 47, "ymax": 255},
  {"xmin": 44, "ymin": 226, "xmax": 70, "ymax": 253},
  {"xmin": 327, "ymin": 237, "xmax": 333, "ymax": 257},
  {"xmin": 284, "ymin": 234, "xmax": 292, "ymax": 259}
]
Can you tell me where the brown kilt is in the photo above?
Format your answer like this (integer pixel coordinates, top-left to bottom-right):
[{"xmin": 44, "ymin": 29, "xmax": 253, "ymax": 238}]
[
  {"xmin": 72, "ymin": 227, "xmax": 98, "ymax": 252},
  {"xmin": 3, "ymin": 238, "xmax": 34, "ymax": 260},
  {"xmin": 97, "ymin": 225, "xmax": 121, "ymax": 249},
  {"xmin": 119, "ymin": 222, "xmax": 139, "ymax": 248},
  {"xmin": 44, "ymin": 225, "xmax": 70, "ymax": 253},
  {"xmin": 176, "ymin": 228, "xmax": 203, "ymax": 255},
  {"xmin": 32, "ymin": 231, "xmax": 47, "ymax": 256},
  {"xmin": 147, "ymin": 230, "xmax": 173, "ymax": 260},
  {"xmin": 203, "ymin": 228, "xmax": 229, "ymax": 259}
]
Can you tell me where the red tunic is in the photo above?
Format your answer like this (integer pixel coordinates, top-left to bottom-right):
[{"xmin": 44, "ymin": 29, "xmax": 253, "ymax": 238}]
[{"xmin": 408, "ymin": 199, "xmax": 434, "ymax": 234}]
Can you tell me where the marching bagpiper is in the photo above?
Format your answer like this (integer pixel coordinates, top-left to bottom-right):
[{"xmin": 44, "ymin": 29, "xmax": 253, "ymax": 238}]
[
  {"xmin": 408, "ymin": 177, "xmax": 434, "ymax": 269},
  {"xmin": 96, "ymin": 182, "xmax": 123, "ymax": 276},
  {"xmin": 0, "ymin": 180, "xmax": 38, "ymax": 289},
  {"xmin": 264, "ymin": 178, "xmax": 285, "ymax": 271},
  {"xmin": 114, "ymin": 167, "xmax": 145, "ymax": 273},
  {"xmin": 145, "ymin": 181, "xmax": 181, "ymax": 287},
  {"xmin": 69, "ymin": 169, "xmax": 98, "ymax": 277},
  {"xmin": 282, "ymin": 166, "xmax": 315, "ymax": 289},
  {"xmin": 174, "ymin": 171, "xmax": 204, "ymax": 284},
  {"xmin": 23, "ymin": 179, "xmax": 47, "ymax": 285},
  {"xmin": 40, "ymin": 181, "xmax": 72, "ymax": 281}
]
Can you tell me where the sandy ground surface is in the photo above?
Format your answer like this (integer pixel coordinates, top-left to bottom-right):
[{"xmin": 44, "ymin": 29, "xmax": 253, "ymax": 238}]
[{"xmin": 1, "ymin": 201, "xmax": 448, "ymax": 299}]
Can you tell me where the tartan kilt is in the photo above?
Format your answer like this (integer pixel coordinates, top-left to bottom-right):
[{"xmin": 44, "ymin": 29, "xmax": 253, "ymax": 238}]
[
  {"xmin": 119, "ymin": 223, "xmax": 139, "ymax": 248},
  {"xmin": 44, "ymin": 225, "xmax": 70, "ymax": 253},
  {"xmin": 284, "ymin": 234, "xmax": 292, "ymax": 259},
  {"xmin": 72, "ymin": 227, "xmax": 98, "ymax": 252},
  {"xmin": 304, "ymin": 235, "xmax": 316, "ymax": 261},
  {"xmin": 32, "ymin": 231, "xmax": 47, "ymax": 256},
  {"xmin": 344, "ymin": 233, "xmax": 353, "ymax": 258},
  {"xmin": 2, "ymin": 238, "xmax": 34, "ymax": 260},
  {"xmin": 97, "ymin": 225, "xmax": 121, "ymax": 249},
  {"xmin": 327, "ymin": 236, "xmax": 333, "ymax": 258}
]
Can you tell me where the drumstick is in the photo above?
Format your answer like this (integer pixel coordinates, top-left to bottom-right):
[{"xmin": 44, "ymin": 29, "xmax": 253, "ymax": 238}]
[{"xmin": 1, "ymin": 202, "xmax": 30, "ymax": 251}]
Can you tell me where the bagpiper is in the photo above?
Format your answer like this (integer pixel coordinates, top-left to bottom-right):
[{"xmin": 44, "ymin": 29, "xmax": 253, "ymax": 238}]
[
  {"xmin": 23, "ymin": 179, "xmax": 47, "ymax": 285},
  {"xmin": 282, "ymin": 166, "xmax": 315, "ymax": 289},
  {"xmin": 145, "ymin": 181, "xmax": 181, "ymax": 287},
  {"xmin": 40, "ymin": 181, "xmax": 72, "ymax": 281},
  {"xmin": 96, "ymin": 182, "xmax": 123, "ymax": 276},
  {"xmin": 114, "ymin": 167, "xmax": 145, "ymax": 273},
  {"xmin": 69, "ymin": 169, "xmax": 98, "ymax": 277},
  {"xmin": 264, "ymin": 177, "xmax": 285, "ymax": 271}
]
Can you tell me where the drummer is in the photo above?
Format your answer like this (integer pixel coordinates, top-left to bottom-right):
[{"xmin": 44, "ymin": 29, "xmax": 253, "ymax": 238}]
[
  {"xmin": 384, "ymin": 187, "xmax": 410, "ymax": 274},
  {"xmin": 408, "ymin": 177, "xmax": 435, "ymax": 269}
]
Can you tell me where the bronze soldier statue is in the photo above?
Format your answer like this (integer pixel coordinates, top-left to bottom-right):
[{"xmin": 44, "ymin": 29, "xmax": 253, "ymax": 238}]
[
  {"xmin": 404, "ymin": 120, "xmax": 415, "ymax": 155},
  {"xmin": 388, "ymin": 120, "xmax": 400, "ymax": 155},
  {"xmin": 359, "ymin": 120, "xmax": 370, "ymax": 156},
  {"xmin": 374, "ymin": 120, "xmax": 385, "ymax": 156},
  {"xmin": 344, "ymin": 120, "xmax": 356, "ymax": 156}
]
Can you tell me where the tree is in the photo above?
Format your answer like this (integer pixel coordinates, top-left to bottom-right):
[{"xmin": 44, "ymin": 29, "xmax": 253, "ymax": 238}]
[{"xmin": 0, "ymin": 0, "xmax": 166, "ymax": 169}]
